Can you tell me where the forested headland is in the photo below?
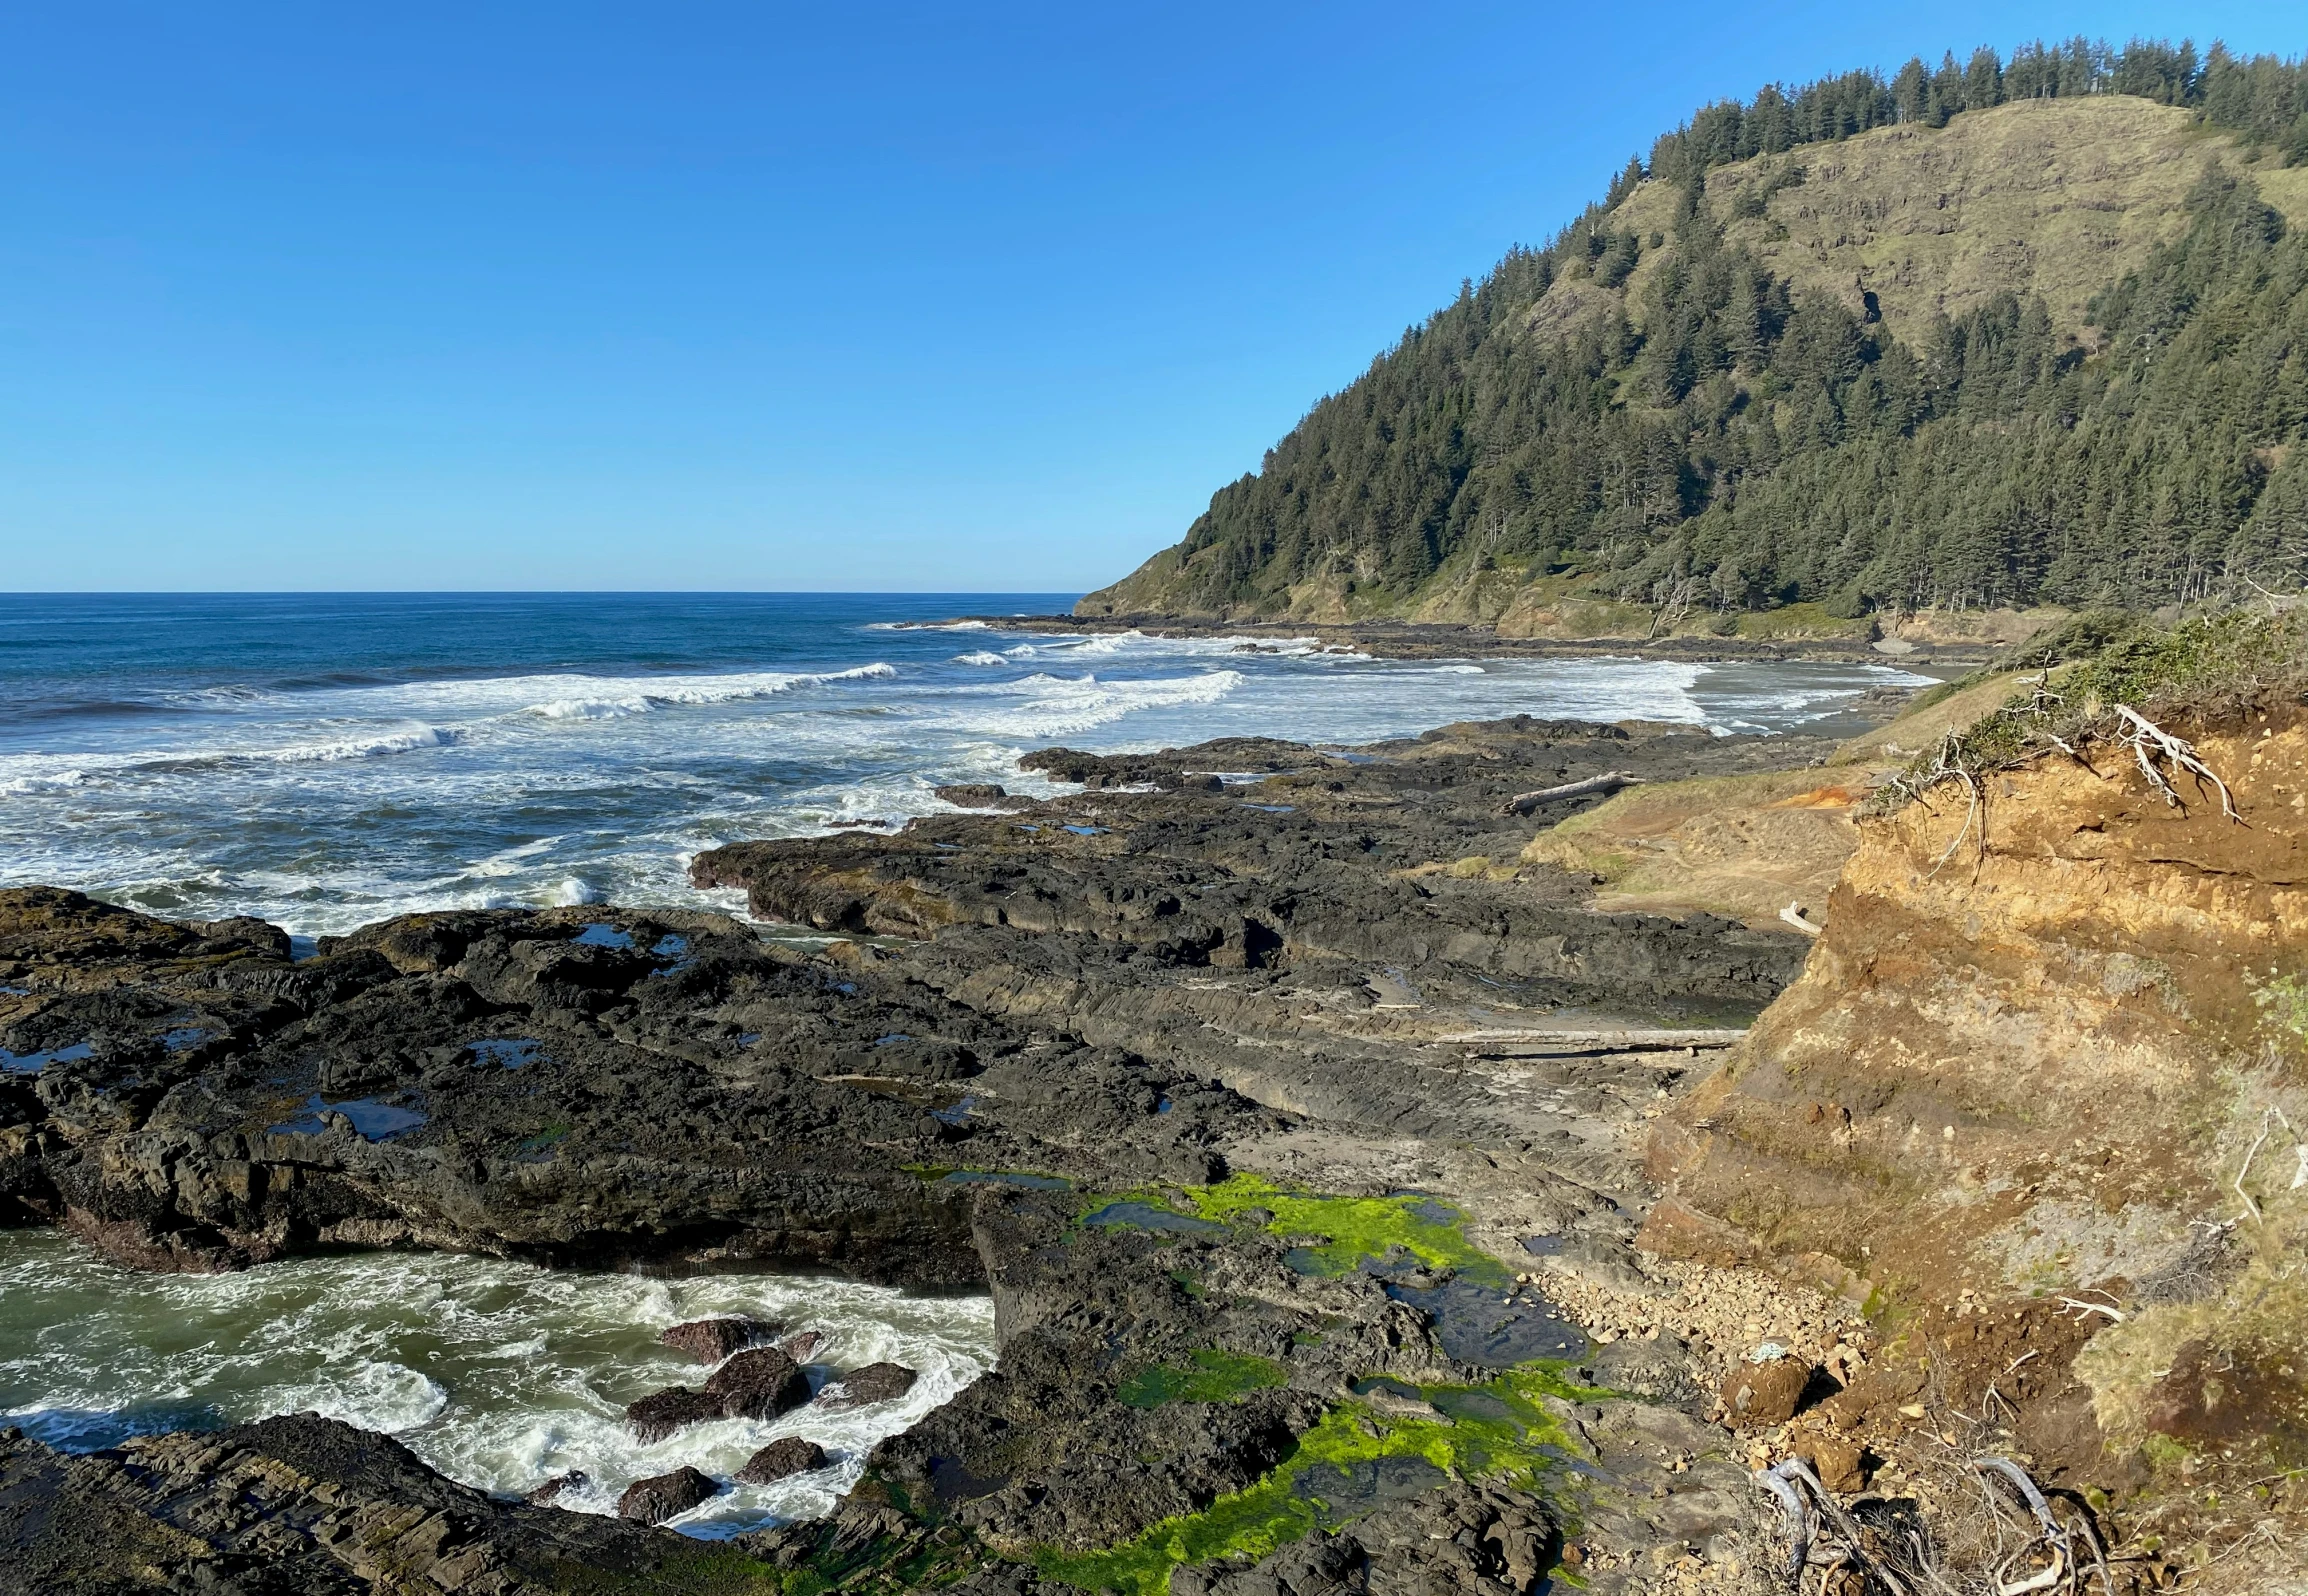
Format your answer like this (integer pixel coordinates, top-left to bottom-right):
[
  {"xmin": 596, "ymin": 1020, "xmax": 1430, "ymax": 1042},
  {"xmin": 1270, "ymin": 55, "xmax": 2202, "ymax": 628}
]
[{"xmin": 1080, "ymin": 39, "xmax": 2308, "ymax": 637}]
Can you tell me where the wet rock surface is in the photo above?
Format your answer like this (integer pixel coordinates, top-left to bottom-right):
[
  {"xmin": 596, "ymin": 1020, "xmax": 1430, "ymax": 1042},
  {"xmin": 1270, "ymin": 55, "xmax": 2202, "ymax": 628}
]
[
  {"xmin": 617, "ymin": 1465, "xmax": 721, "ymax": 1524},
  {"xmin": 625, "ymin": 1385, "xmax": 722, "ymax": 1443},
  {"xmin": 737, "ymin": 1436, "xmax": 831, "ymax": 1484},
  {"xmin": 0, "ymin": 716, "xmax": 1838, "ymax": 1594},
  {"xmin": 0, "ymin": 1415, "xmax": 738, "ymax": 1593},
  {"xmin": 818, "ymin": 1360, "xmax": 917, "ymax": 1411},
  {"xmin": 709, "ymin": 1346, "xmax": 815, "ymax": 1421},
  {"xmin": 662, "ymin": 1314, "xmax": 780, "ymax": 1363}
]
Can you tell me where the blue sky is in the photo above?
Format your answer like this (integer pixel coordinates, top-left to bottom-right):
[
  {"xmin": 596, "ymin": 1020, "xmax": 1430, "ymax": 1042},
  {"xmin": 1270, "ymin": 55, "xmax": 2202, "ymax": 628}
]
[{"xmin": 1, "ymin": 3, "xmax": 2299, "ymax": 592}]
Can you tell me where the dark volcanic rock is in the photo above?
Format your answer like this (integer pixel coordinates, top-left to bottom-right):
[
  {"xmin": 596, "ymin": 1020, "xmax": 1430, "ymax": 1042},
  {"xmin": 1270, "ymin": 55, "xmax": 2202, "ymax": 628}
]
[
  {"xmin": 0, "ymin": 1415, "xmax": 723, "ymax": 1591},
  {"xmin": 707, "ymin": 1347, "xmax": 813, "ymax": 1420},
  {"xmin": 817, "ymin": 1360, "xmax": 918, "ymax": 1411},
  {"xmin": 617, "ymin": 1465, "xmax": 720, "ymax": 1524},
  {"xmin": 524, "ymin": 1468, "xmax": 588, "ymax": 1505},
  {"xmin": 0, "ymin": 893, "xmax": 1019, "ymax": 1281},
  {"xmin": 626, "ymin": 1385, "xmax": 721, "ymax": 1442},
  {"xmin": 735, "ymin": 1436, "xmax": 830, "ymax": 1483},
  {"xmin": 0, "ymin": 711, "xmax": 1836, "ymax": 1590},
  {"xmin": 663, "ymin": 1315, "xmax": 779, "ymax": 1364},
  {"xmin": 934, "ymin": 783, "xmax": 1026, "ymax": 808}
]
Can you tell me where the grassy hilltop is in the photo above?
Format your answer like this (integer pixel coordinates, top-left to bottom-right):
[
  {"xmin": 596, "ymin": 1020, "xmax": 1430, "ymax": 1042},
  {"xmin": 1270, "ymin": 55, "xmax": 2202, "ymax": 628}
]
[{"xmin": 1082, "ymin": 40, "xmax": 2308, "ymax": 637}]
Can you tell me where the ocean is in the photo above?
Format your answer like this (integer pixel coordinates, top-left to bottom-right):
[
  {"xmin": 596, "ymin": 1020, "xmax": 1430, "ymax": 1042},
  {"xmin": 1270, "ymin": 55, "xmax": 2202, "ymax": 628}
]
[{"xmin": 0, "ymin": 592, "xmax": 1926, "ymax": 939}]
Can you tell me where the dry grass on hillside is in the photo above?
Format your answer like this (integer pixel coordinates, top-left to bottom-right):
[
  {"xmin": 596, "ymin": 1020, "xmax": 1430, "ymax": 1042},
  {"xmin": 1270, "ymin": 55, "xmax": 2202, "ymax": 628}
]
[
  {"xmin": 1620, "ymin": 96, "xmax": 2307, "ymax": 345},
  {"xmin": 1517, "ymin": 767, "xmax": 1868, "ymax": 926}
]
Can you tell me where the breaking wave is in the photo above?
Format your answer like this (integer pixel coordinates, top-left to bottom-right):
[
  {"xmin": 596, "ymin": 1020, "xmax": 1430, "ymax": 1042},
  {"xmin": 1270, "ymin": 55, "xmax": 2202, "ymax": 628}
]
[{"xmin": 0, "ymin": 1230, "xmax": 998, "ymax": 1540}]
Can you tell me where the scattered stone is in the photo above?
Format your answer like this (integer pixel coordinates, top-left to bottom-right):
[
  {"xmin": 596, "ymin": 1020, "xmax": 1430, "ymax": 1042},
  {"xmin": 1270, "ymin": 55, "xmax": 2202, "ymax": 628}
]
[
  {"xmin": 662, "ymin": 1315, "xmax": 780, "ymax": 1364},
  {"xmin": 1800, "ymin": 1436, "xmax": 1870, "ymax": 1492},
  {"xmin": 707, "ymin": 1347, "xmax": 813, "ymax": 1420},
  {"xmin": 626, "ymin": 1385, "xmax": 721, "ymax": 1442},
  {"xmin": 1719, "ymin": 1355, "xmax": 1813, "ymax": 1428},
  {"xmin": 735, "ymin": 1437, "xmax": 830, "ymax": 1483},
  {"xmin": 617, "ymin": 1465, "xmax": 720, "ymax": 1524},
  {"xmin": 816, "ymin": 1361, "xmax": 917, "ymax": 1411},
  {"xmin": 779, "ymin": 1329, "xmax": 828, "ymax": 1363},
  {"xmin": 523, "ymin": 1469, "xmax": 587, "ymax": 1506}
]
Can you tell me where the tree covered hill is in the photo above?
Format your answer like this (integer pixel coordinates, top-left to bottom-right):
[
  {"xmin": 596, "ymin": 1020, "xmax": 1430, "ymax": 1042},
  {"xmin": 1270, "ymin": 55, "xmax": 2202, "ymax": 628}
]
[{"xmin": 1079, "ymin": 40, "xmax": 2308, "ymax": 637}]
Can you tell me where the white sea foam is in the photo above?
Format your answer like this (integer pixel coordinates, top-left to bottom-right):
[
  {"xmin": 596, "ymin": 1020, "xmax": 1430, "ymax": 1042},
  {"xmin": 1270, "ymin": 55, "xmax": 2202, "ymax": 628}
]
[
  {"xmin": 935, "ymin": 669, "xmax": 1247, "ymax": 739},
  {"xmin": 514, "ymin": 664, "xmax": 898, "ymax": 720},
  {"xmin": 0, "ymin": 768, "xmax": 94, "ymax": 795},
  {"xmin": 1058, "ymin": 630, "xmax": 1342, "ymax": 661},
  {"xmin": 253, "ymin": 724, "xmax": 461, "ymax": 763},
  {"xmin": 951, "ymin": 651, "xmax": 1009, "ymax": 667},
  {"xmin": 255, "ymin": 1360, "xmax": 451, "ymax": 1434}
]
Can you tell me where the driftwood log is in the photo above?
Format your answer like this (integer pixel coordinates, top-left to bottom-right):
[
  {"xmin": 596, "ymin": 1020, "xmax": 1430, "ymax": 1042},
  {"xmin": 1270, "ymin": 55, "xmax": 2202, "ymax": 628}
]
[{"xmin": 1500, "ymin": 770, "xmax": 1642, "ymax": 816}]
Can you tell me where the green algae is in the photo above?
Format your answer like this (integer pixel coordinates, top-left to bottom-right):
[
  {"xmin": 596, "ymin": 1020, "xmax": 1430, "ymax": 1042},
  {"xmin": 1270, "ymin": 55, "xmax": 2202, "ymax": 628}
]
[
  {"xmin": 1033, "ymin": 1369, "xmax": 1602, "ymax": 1596},
  {"xmin": 1112, "ymin": 1174, "xmax": 1510, "ymax": 1286},
  {"xmin": 540, "ymin": 1545, "xmax": 781, "ymax": 1595},
  {"xmin": 1118, "ymin": 1349, "xmax": 1289, "ymax": 1409}
]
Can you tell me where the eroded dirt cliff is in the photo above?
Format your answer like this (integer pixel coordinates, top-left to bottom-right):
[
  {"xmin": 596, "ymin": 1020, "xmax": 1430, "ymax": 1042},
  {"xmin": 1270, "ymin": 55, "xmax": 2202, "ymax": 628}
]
[{"xmin": 1648, "ymin": 705, "xmax": 2308, "ymax": 1585}]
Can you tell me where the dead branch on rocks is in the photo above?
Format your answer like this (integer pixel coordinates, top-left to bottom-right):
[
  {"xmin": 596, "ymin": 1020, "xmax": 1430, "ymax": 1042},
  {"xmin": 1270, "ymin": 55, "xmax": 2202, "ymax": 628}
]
[
  {"xmin": 2111, "ymin": 705, "xmax": 2240, "ymax": 822},
  {"xmin": 1968, "ymin": 1457, "xmax": 2112, "ymax": 1596},
  {"xmin": 1754, "ymin": 1458, "xmax": 1915, "ymax": 1593},
  {"xmin": 2054, "ymin": 1296, "xmax": 2125, "ymax": 1325},
  {"xmin": 2233, "ymin": 1105, "xmax": 2299, "ymax": 1223},
  {"xmin": 1999, "ymin": 675, "xmax": 2097, "ymax": 770},
  {"xmin": 1500, "ymin": 770, "xmax": 1642, "ymax": 816},
  {"xmin": 1755, "ymin": 1439, "xmax": 2127, "ymax": 1596},
  {"xmin": 1757, "ymin": 1462, "xmax": 1815, "ymax": 1583}
]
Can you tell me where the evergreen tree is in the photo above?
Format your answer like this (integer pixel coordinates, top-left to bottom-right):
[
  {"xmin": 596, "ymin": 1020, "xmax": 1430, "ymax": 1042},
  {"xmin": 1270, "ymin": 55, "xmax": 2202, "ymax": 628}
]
[{"xmin": 1125, "ymin": 40, "xmax": 2308, "ymax": 621}]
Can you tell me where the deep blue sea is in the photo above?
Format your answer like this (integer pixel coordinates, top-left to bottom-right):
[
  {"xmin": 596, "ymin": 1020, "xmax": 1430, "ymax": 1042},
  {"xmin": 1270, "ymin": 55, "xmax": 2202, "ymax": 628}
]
[{"xmin": 0, "ymin": 593, "xmax": 1926, "ymax": 937}]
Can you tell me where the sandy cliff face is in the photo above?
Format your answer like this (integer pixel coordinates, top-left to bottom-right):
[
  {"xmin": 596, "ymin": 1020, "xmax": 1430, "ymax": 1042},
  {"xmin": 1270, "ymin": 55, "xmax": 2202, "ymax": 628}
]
[{"xmin": 1646, "ymin": 707, "xmax": 2308, "ymax": 1564}]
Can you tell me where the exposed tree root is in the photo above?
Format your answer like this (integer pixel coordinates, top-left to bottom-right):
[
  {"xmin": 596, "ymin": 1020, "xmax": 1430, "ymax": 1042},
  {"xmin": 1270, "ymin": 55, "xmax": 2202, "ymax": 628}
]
[{"xmin": 2109, "ymin": 705, "xmax": 2240, "ymax": 822}]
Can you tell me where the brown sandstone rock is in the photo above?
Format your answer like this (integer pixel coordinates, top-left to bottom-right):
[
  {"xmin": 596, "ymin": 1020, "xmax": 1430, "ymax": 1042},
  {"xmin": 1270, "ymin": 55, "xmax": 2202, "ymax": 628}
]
[
  {"xmin": 1719, "ymin": 1355, "xmax": 1812, "ymax": 1428},
  {"xmin": 1799, "ymin": 1436, "xmax": 1869, "ymax": 1492}
]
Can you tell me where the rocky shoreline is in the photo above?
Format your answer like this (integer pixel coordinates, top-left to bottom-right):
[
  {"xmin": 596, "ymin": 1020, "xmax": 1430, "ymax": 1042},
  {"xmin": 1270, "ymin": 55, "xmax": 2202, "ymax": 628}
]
[
  {"xmin": 956, "ymin": 613, "xmax": 1995, "ymax": 671},
  {"xmin": 11, "ymin": 688, "xmax": 2248, "ymax": 1594}
]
